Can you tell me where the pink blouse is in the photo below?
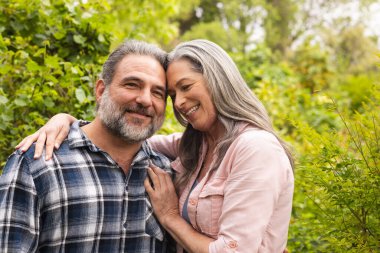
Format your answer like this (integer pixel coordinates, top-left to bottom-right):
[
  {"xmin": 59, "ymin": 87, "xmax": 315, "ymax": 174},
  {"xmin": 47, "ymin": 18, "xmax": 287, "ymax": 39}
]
[{"xmin": 148, "ymin": 123, "xmax": 294, "ymax": 253}]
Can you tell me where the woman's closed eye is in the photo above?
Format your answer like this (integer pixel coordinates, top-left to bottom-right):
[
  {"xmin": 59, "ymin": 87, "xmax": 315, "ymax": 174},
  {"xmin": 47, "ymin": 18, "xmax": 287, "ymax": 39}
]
[{"xmin": 179, "ymin": 83, "xmax": 192, "ymax": 92}]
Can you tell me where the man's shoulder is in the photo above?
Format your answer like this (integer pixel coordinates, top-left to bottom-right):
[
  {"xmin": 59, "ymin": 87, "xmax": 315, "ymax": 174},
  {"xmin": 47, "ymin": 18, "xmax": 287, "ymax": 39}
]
[
  {"xmin": 1, "ymin": 145, "xmax": 46, "ymax": 184},
  {"xmin": 4, "ymin": 144, "xmax": 42, "ymax": 171},
  {"xmin": 2, "ymin": 140, "xmax": 72, "ymax": 175}
]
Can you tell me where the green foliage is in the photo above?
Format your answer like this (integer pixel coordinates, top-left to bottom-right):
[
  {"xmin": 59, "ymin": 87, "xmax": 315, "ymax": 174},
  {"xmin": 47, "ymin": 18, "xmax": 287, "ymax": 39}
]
[
  {"xmin": 0, "ymin": 0, "xmax": 113, "ymax": 165},
  {"xmin": 290, "ymin": 40, "xmax": 335, "ymax": 93},
  {"xmin": 233, "ymin": 46, "xmax": 341, "ymax": 138},
  {"xmin": 181, "ymin": 21, "xmax": 241, "ymax": 52},
  {"xmin": 323, "ymin": 25, "xmax": 379, "ymax": 74},
  {"xmin": 109, "ymin": 0, "xmax": 179, "ymax": 46},
  {"xmin": 289, "ymin": 87, "xmax": 380, "ymax": 252},
  {"xmin": 0, "ymin": 0, "xmax": 183, "ymax": 166},
  {"xmin": 263, "ymin": 0, "xmax": 298, "ymax": 56},
  {"xmin": 330, "ymin": 73, "xmax": 380, "ymax": 112},
  {"xmin": 175, "ymin": 0, "xmax": 268, "ymax": 53}
]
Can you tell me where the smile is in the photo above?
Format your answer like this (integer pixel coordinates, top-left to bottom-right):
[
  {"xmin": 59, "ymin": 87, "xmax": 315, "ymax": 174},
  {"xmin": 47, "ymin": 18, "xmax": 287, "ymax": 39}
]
[
  {"xmin": 185, "ymin": 105, "xmax": 199, "ymax": 116},
  {"xmin": 124, "ymin": 107, "xmax": 153, "ymax": 118},
  {"xmin": 130, "ymin": 112, "xmax": 150, "ymax": 117},
  {"xmin": 124, "ymin": 110, "xmax": 153, "ymax": 122}
]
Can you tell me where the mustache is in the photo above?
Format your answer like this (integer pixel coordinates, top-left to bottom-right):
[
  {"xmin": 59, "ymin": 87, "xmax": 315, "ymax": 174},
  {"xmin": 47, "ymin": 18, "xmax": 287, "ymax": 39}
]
[{"xmin": 123, "ymin": 104, "xmax": 154, "ymax": 117}]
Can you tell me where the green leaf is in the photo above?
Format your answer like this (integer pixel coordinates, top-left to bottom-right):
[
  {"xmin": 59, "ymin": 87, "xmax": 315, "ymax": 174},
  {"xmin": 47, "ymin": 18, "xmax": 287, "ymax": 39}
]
[
  {"xmin": 45, "ymin": 55, "xmax": 60, "ymax": 69},
  {"xmin": 43, "ymin": 97, "xmax": 55, "ymax": 108},
  {"xmin": 33, "ymin": 48, "xmax": 46, "ymax": 57},
  {"xmin": 53, "ymin": 30, "xmax": 66, "ymax": 40},
  {"xmin": 82, "ymin": 11, "xmax": 92, "ymax": 19},
  {"xmin": 45, "ymin": 74, "xmax": 58, "ymax": 83},
  {"xmin": 0, "ymin": 95, "xmax": 8, "ymax": 104},
  {"xmin": 98, "ymin": 34, "xmax": 105, "ymax": 42},
  {"xmin": 26, "ymin": 60, "xmax": 41, "ymax": 72},
  {"xmin": 73, "ymin": 34, "xmax": 86, "ymax": 45},
  {"xmin": 14, "ymin": 98, "xmax": 28, "ymax": 106},
  {"xmin": 70, "ymin": 66, "xmax": 84, "ymax": 76},
  {"xmin": 75, "ymin": 88, "xmax": 86, "ymax": 103},
  {"xmin": 0, "ymin": 65, "xmax": 12, "ymax": 75},
  {"xmin": 0, "ymin": 113, "xmax": 12, "ymax": 122}
]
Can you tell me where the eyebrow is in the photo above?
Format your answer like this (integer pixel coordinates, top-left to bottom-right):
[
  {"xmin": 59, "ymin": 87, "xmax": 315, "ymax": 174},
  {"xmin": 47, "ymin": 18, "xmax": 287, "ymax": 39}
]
[{"xmin": 119, "ymin": 76, "xmax": 143, "ymax": 84}]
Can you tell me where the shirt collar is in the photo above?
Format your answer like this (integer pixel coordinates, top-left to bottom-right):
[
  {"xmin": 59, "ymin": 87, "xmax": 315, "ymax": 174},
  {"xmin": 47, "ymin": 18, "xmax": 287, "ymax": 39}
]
[
  {"xmin": 68, "ymin": 120, "xmax": 100, "ymax": 151},
  {"xmin": 67, "ymin": 120, "xmax": 162, "ymax": 162}
]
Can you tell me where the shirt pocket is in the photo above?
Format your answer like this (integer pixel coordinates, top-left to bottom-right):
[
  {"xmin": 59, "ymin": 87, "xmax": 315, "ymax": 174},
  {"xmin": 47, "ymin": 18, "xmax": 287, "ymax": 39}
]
[{"xmin": 197, "ymin": 179, "xmax": 225, "ymax": 238}]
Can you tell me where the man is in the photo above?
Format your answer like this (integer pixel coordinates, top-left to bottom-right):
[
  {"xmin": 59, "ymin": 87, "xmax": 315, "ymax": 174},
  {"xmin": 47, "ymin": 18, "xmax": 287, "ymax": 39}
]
[{"xmin": 0, "ymin": 40, "xmax": 172, "ymax": 252}]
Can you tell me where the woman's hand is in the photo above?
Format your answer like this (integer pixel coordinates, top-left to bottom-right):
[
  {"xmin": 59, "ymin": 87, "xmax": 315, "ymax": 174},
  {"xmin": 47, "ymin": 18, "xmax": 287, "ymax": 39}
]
[
  {"xmin": 144, "ymin": 164, "xmax": 180, "ymax": 227},
  {"xmin": 145, "ymin": 164, "xmax": 214, "ymax": 253},
  {"xmin": 15, "ymin": 113, "xmax": 77, "ymax": 160}
]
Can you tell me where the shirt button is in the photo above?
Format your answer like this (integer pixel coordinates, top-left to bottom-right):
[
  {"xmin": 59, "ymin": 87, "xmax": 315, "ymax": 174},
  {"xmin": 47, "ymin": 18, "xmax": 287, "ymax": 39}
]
[
  {"xmin": 189, "ymin": 199, "xmax": 197, "ymax": 205},
  {"xmin": 228, "ymin": 240, "xmax": 238, "ymax": 248},
  {"xmin": 123, "ymin": 222, "xmax": 128, "ymax": 228}
]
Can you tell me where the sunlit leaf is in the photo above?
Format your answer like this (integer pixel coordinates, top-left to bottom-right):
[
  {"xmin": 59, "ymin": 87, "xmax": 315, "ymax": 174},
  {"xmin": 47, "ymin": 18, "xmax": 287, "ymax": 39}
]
[{"xmin": 75, "ymin": 88, "xmax": 86, "ymax": 103}]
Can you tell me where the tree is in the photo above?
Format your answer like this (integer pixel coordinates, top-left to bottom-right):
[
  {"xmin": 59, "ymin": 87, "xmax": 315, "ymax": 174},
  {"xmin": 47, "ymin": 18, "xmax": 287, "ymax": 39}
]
[
  {"xmin": 109, "ymin": 0, "xmax": 180, "ymax": 46},
  {"xmin": 263, "ymin": 0, "xmax": 298, "ymax": 57},
  {"xmin": 0, "ymin": 0, "xmax": 114, "ymax": 165}
]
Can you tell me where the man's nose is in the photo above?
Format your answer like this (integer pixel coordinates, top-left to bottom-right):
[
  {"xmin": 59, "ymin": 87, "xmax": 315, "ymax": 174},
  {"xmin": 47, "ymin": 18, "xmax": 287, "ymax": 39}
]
[{"xmin": 136, "ymin": 89, "xmax": 153, "ymax": 107}]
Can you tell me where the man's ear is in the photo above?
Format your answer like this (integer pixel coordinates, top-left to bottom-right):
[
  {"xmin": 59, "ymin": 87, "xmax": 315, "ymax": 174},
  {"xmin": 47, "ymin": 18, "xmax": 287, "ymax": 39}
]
[{"xmin": 95, "ymin": 79, "xmax": 106, "ymax": 103}]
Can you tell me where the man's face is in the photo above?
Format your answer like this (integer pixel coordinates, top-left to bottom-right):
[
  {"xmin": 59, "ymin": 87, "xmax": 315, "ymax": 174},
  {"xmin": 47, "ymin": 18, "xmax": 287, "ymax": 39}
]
[{"xmin": 97, "ymin": 54, "xmax": 166, "ymax": 143}]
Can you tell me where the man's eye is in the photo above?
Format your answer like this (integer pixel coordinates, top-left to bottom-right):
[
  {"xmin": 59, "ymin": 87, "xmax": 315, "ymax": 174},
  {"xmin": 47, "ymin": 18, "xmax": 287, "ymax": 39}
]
[
  {"xmin": 153, "ymin": 90, "xmax": 165, "ymax": 99},
  {"xmin": 125, "ymin": 83, "xmax": 138, "ymax": 88}
]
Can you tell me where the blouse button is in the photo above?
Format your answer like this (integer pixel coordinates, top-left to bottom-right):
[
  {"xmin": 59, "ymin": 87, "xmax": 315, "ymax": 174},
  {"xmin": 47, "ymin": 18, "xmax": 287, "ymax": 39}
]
[
  {"xmin": 228, "ymin": 240, "xmax": 238, "ymax": 248},
  {"xmin": 189, "ymin": 199, "xmax": 197, "ymax": 205}
]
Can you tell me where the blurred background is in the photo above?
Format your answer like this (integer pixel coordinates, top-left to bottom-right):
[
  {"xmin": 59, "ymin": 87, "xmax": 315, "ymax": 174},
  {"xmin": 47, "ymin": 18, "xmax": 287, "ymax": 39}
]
[{"xmin": 0, "ymin": 0, "xmax": 379, "ymax": 251}]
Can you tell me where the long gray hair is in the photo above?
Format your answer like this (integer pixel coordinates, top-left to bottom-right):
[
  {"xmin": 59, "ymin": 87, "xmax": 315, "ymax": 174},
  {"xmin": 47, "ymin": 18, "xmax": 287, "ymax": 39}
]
[{"xmin": 167, "ymin": 39, "xmax": 294, "ymax": 187}]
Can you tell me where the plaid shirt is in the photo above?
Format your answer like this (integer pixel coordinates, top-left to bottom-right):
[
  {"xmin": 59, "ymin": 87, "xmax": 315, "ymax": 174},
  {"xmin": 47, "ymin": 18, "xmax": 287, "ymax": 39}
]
[{"xmin": 0, "ymin": 121, "xmax": 173, "ymax": 253}]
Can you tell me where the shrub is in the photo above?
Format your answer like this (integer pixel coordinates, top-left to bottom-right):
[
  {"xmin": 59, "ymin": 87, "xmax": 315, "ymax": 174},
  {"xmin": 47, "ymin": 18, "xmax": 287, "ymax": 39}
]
[
  {"xmin": 0, "ymin": 0, "xmax": 112, "ymax": 165},
  {"xmin": 289, "ymin": 86, "xmax": 380, "ymax": 252}
]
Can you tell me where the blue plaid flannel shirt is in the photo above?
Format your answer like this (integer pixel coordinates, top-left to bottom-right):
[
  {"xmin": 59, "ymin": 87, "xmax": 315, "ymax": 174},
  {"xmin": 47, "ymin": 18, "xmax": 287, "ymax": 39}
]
[{"xmin": 0, "ymin": 121, "xmax": 173, "ymax": 253}]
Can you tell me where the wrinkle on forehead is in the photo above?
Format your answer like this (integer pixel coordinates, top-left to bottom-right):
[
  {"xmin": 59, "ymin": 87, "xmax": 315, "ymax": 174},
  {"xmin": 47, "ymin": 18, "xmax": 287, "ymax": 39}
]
[{"xmin": 113, "ymin": 55, "xmax": 166, "ymax": 88}]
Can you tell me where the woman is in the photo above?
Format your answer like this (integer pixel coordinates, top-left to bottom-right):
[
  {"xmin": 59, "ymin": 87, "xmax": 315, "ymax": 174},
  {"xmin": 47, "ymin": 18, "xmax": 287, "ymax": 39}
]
[{"xmin": 17, "ymin": 39, "xmax": 294, "ymax": 252}]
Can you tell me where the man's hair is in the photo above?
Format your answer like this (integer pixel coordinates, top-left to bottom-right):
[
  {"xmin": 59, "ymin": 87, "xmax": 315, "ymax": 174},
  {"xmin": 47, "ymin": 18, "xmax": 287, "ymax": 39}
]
[{"xmin": 101, "ymin": 39, "xmax": 168, "ymax": 86}]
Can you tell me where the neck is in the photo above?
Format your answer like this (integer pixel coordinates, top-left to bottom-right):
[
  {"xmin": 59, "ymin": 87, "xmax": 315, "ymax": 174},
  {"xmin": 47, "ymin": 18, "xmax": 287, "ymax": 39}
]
[
  {"xmin": 81, "ymin": 117, "xmax": 143, "ymax": 173},
  {"xmin": 204, "ymin": 120, "xmax": 226, "ymax": 150}
]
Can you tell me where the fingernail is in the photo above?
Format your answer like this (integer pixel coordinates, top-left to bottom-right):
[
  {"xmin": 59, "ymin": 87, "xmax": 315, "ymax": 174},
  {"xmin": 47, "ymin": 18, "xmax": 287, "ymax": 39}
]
[{"xmin": 54, "ymin": 143, "xmax": 59, "ymax": 149}]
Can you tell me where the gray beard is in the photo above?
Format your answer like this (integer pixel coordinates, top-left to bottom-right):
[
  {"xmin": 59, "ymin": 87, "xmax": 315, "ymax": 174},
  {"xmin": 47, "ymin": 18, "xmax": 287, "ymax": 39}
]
[{"xmin": 97, "ymin": 89, "xmax": 164, "ymax": 143}]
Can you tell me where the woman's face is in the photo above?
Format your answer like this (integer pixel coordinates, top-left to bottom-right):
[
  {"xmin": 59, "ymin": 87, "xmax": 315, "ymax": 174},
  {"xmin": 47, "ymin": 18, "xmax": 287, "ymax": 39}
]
[{"xmin": 166, "ymin": 59, "xmax": 218, "ymax": 132}]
